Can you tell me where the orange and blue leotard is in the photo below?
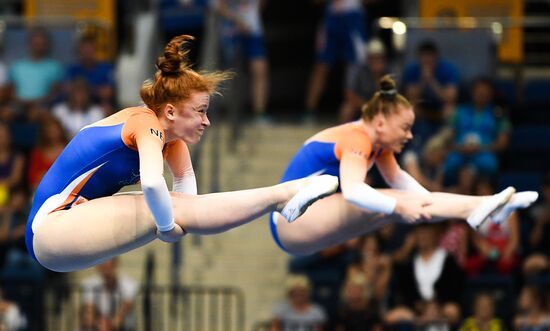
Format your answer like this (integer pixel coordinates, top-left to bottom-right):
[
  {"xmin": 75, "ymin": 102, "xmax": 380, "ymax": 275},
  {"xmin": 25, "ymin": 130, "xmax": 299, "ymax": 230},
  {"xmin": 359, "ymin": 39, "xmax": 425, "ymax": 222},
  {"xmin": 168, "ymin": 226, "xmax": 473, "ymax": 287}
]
[
  {"xmin": 271, "ymin": 122, "xmax": 385, "ymax": 252},
  {"xmin": 25, "ymin": 107, "xmax": 187, "ymax": 260},
  {"xmin": 280, "ymin": 122, "xmax": 383, "ymax": 183}
]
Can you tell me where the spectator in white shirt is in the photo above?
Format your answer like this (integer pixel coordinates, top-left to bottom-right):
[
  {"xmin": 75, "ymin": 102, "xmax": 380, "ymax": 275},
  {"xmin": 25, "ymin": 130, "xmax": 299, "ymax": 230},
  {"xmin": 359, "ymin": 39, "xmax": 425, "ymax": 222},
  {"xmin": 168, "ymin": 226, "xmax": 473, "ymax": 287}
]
[
  {"xmin": 53, "ymin": 78, "xmax": 104, "ymax": 137},
  {"xmin": 80, "ymin": 257, "xmax": 138, "ymax": 331}
]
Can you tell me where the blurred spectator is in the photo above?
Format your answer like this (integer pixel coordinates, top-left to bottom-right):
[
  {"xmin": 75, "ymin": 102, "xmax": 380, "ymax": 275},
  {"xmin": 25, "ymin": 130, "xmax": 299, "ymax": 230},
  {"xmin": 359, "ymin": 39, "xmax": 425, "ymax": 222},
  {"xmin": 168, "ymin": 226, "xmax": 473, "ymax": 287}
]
[
  {"xmin": 0, "ymin": 48, "xmax": 9, "ymax": 105},
  {"xmin": 443, "ymin": 77, "xmax": 511, "ymax": 185},
  {"xmin": 347, "ymin": 235, "xmax": 392, "ymax": 304},
  {"xmin": 0, "ymin": 104, "xmax": 17, "ymax": 124},
  {"xmin": 514, "ymin": 286, "xmax": 550, "ymax": 331},
  {"xmin": 7, "ymin": 27, "xmax": 64, "ymax": 113},
  {"xmin": 464, "ymin": 178, "xmax": 519, "ymax": 277},
  {"xmin": 289, "ymin": 243, "xmax": 356, "ymax": 330},
  {"xmin": 66, "ymin": 35, "xmax": 116, "ymax": 115},
  {"xmin": 271, "ymin": 274, "xmax": 326, "ymax": 331},
  {"xmin": 390, "ymin": 227, "xmax": 417, "ymax": 264},
  {"xmin": 339, "ymin": 38, "xmax": 389, "ymax": 123},
  {"xmin": 401, "ymin": 129, "xmax": 451, "ymax": 192},
  {"xmin": 214, "ymin": 0, "xmax": 270, "ymax": 124},
  {"xmin": 0, "ymin": 288, "xmax": 26, "ymax": 331},
  {"xmin": 402, "ymin": 40, "xmax": 458, "ymax": 150},
  {"xmin": 160, "ymin": 0, "xmax": 209, "ymax": 66},
  {"xmin": 0, "ymin": 123, "xmax": 25, "ymax": 208},
  {"xmin": 27, "ymin": 117, "xmax": 67, "ymax": 191},
  {"xmin": 0, "ymin": 186, "xmax": 30, "ymax": 270},
  {"xmin": 79, "ymin": 303, "xmax": 104, "ymax": 331},
  {"xmin": 335, "ymin": 274, "xmax": 383, "ymax": 331},
  {"xmin": 439, "ymin": 220, "xmax": 469, "ymax": 268},
  {"xmin": 304, "ymin": 0, "xmax": 368, "ymax": 123},
  {"xmin": 447, "ymin": 166, "xmax": 478, "ymax": 195},
  {"xmin": 390, "ymin": 223, "xmax": 464, "ymax": 325},
  {"xmin": 424, "ymin": 146, "xmax": 473, "ymax": 271},
  {"xmin": 377, "ymin": 223, "xmax": 413, "ymax": 259},
  {"xmin": 417, "ymin": 300, "xmax": 451, "ymax": 331},
  {"xmin": 52, "ymin": 79, "xmax": 103, "ymax": 137},
  {"xmin": 80, "ymin": 258, "xmax": 138, "ymax": 331},
  {"xmin": 0, "ymin": 56, "xmax": 6, "ymax": 89},
  {"xmin": 385, "ymin": 300, "xmax": 451, "ymax": 331},
  {"xmin": 459, "ymin": 293, "xmax": 505, "ymax": 331},
  {"xmin": 523, "ymin": 173, "xmax": 550, "ymax": 277}
]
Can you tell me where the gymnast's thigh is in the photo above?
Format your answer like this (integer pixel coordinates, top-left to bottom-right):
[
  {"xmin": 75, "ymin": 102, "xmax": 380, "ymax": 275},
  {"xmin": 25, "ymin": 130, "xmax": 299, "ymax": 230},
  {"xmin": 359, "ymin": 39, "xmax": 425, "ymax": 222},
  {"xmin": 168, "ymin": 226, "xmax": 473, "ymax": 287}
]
[
  {"xmin": 273, "ymin": 194, "xmax": 385, "ymax": 255},
  {"xmin": 31, "ymin": 194, "xmax": 157, "ymax": 272}
]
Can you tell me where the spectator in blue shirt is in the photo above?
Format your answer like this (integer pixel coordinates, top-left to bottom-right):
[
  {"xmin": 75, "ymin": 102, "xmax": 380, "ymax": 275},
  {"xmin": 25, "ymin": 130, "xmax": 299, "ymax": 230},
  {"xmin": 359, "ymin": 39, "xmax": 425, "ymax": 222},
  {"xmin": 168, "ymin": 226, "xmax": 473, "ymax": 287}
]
[
  {"xmin": 8, "ymin": 27, "xmax": 64, "ymax": 114},
  {"xmin": 443, "ymin": 77, "xmax": 511, "ymax": 185},
  {"xmin": 66, "ymin": 35, "xmax": 115, "ymax": 115},
  {"xmin": 402, "ymin": 40, "xmax": 459, "ymax": 151}
]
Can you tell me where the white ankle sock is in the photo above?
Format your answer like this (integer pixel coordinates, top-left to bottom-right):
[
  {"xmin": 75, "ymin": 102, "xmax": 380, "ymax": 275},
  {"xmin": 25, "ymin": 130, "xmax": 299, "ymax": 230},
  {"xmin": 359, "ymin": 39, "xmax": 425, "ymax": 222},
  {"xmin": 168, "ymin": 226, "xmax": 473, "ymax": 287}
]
[{"xmin": 491, "ymin": 191, "xmax": 539, "ymax": 224}]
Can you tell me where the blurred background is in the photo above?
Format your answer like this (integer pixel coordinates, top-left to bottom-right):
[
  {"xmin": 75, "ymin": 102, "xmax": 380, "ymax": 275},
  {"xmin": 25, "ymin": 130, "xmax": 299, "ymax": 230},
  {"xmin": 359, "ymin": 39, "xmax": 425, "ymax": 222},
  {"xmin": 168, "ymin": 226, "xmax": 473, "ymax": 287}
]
[{"xmin": 0, "ymin": 0, "xmax": 549, "ymax": 330}]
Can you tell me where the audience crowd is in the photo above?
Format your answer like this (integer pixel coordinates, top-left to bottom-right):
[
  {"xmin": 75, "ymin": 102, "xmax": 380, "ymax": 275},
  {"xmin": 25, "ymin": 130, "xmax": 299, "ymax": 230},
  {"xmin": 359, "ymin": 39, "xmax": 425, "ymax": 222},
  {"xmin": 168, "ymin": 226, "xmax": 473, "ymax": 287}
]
[{"xmin": 0, "ymin": 2, "xmax": 548, "ymax": 330}]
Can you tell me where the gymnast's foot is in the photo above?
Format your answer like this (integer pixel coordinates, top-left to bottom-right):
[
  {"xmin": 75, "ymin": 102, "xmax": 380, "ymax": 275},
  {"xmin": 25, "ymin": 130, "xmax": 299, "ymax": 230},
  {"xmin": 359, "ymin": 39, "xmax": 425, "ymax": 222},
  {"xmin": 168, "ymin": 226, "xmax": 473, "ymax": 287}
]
[
  {"xmin": 490, "ymin": 191, "xmax": 539, "ymax": 224},
  {"xmin": 279, "ymin": 175, "xmax": 339, "ymax": 223},
  {"xmin": 467, "ymin": 186, "xmax": 515, "ymax": 229}
]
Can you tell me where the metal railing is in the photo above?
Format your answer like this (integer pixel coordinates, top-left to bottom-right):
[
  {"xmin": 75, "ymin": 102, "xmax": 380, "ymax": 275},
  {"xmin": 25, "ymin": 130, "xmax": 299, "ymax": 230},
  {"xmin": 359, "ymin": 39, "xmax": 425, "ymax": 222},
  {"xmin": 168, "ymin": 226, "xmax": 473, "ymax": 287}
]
[{"xmin": 43, "ymin": 284, "xmax": 245, "ymax": 331}]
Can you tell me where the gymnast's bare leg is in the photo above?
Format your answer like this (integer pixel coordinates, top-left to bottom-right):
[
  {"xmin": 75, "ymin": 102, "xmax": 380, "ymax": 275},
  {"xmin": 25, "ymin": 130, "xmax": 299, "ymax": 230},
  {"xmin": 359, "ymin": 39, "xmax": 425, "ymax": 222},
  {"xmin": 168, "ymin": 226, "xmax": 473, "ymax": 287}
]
[
  {"xmin": 274, "ymin": 189, "xmax": 536, "ymax": 255},
  {"xmin": 32, "ymin": 177, "xmax": 336, "ymax": 272}
]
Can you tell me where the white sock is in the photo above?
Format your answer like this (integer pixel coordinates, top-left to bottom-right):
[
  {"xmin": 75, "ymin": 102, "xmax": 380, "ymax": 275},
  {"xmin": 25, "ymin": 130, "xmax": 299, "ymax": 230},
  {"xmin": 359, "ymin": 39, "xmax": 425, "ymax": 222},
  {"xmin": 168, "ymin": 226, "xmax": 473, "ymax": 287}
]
[
  {"xmin": 280, "ymin": 175, "xmax": 339, "ymax": 222},
  {"xmin": 467, "ymin": 187, "xmax": 515, "ymax": 229},
  {"xmin": 491, "ymin": 191, "xmax": 539, "ymax": 224}
]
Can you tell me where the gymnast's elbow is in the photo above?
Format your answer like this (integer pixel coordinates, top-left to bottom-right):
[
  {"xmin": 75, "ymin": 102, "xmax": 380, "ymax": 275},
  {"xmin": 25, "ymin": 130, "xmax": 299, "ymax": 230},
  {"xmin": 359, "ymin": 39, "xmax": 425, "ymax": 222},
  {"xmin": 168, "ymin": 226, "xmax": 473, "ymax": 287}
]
[
  {"xmin": 340, "ymin": 183, "xmax": 360, "ymax": 205},
  {"xmin": 140, "ymin": 174, "xmax": 167, "ymax": 193}
]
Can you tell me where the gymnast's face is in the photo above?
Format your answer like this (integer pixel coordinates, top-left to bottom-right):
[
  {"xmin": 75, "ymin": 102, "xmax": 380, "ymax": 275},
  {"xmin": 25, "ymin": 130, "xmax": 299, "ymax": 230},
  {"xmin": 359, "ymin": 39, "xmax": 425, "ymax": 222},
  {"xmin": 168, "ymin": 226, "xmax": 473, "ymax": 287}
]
[
  {"xmin": 166, "ymin": 91, "xmax": 210, "ymax": 144},
  {"xmin": 374, "ymin": 105, "xmax": 414, "ymax": 153}
]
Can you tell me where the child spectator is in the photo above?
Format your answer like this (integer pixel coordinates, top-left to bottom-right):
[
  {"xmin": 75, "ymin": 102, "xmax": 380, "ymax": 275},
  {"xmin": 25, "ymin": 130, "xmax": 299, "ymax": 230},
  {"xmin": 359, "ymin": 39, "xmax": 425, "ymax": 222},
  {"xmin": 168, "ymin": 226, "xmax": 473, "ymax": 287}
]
[
  {"xmin": 271, "ymin": 274, "xmax": 326, "ymax": 331},
  {"xmin": 459, "ymin": 293, "xmax": 505, "ymax": 331}
]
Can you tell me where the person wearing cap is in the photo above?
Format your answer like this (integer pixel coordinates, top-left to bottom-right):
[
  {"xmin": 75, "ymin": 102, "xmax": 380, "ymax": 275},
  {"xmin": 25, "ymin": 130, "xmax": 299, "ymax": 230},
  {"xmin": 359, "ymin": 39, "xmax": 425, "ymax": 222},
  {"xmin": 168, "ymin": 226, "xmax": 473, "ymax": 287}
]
[{"xmin": 339, "ymin": 38, "xmax": 390, "ymax": 123}]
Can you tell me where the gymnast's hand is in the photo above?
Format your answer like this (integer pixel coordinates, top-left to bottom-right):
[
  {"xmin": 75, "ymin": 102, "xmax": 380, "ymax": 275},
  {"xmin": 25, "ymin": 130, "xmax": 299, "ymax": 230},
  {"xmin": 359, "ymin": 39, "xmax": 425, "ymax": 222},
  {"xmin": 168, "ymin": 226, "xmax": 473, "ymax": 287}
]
[
  {"xmin": 394, "ymin": 199, "xmax": 432, "ymax": 224},
  {"xmin": 158, "ymin": 224, "xmax": 186, "ymax": 243}
]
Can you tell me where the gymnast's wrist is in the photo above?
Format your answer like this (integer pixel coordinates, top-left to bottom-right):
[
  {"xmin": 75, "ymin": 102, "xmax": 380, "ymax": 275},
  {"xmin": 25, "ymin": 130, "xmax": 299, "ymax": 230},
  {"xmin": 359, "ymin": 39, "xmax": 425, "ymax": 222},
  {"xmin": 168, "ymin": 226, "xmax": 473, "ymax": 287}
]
[
  {"xmin": 382, "ymin": 198, "xmax": 397, "ymax": 215},
  {"xmin": 157, "ymin": 220, "xmax": 176, "ymax": 232}
]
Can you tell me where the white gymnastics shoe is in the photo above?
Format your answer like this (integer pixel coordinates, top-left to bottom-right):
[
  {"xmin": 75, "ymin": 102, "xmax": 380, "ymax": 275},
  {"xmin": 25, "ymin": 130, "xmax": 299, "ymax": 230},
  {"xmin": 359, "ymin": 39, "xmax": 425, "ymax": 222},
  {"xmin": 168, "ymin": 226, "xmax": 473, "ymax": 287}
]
[
  {"xmin": 281, "ymin": 175, "xmax": 339, "ymax": 223},
  {"xmin": 490, "ymin": 191, "xmax": 539, "ymax": 224},
  {"xmin": 467, "ymin": 186, "xmax": 515, "ymax": 229}
]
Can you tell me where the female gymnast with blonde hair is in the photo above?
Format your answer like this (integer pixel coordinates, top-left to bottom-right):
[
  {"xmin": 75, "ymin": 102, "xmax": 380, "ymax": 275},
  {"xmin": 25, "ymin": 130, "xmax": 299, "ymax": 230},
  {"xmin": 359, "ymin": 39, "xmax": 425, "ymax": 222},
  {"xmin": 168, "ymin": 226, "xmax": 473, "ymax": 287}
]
[
  {"xmin": 270, "ymin": 75, "xmax": 538, "ymax": 255},
  {"xmin": 25, "ymin": 35, "xmax": 339, "ymax": 272}
]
